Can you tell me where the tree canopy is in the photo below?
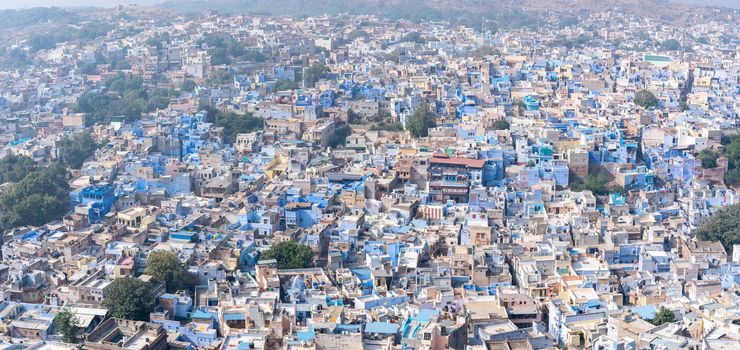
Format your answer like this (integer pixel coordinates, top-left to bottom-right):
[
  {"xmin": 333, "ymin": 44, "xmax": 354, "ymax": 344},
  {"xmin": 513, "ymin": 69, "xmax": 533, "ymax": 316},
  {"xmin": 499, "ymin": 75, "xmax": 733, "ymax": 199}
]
[
  {"xmin": 181, "ymin": 79, "xmax": 197, "ymax": 92},
  {"xmin": 369, "ymin": 113, "xmax": 404, "ymax": 132},
  {"xmin": 634, "ymin": 89, "xmax": 659, "ymax": 109},
  {"xmin": 659, "ymin": 39, "xmax": 682, "ymax": 52},
  {"xmin": 197, "ymin": 33, "xmax": 265, "ymax": 65},
  {"xmin": 199, "ymin": 34, "xmax": 233, "ymax": 65},
  {"xmin": 697, "ymin": 149, "xmax": 719, "ymax": 169},
  {"xmin": 347, "ymin": 29, "xmax": 369, "ymax": 40},
  {"xmin": 400, "ymin": 31, "xmax": 425, "ymax": 44},
  {"xmin": 405, "ymin": 104, "xmax": 435, "ymax": 138},
  {"xmin": 53, "ymin": 308, "xmax": 81, "ymax": 344},
  {"xmin": 721, "ymin": 135, "xmax": 740, "ymax": 186},
  {"xmin": 273, "ymin": 79, "xmax": 299, "ymax": 92},
  {"xmin": 695, "ymin": 202, "xmax": 740, "ymax": 254},
  {"xmin": 27, "ymin": 21, "xmax": 113, "ymax": 52},
  {"xmin": 570, "ymin": 174, "xmax": 623, "ymax": 196},
  {"xmin": 651, "ymin": 306, "xmax": 676, "ymax": 326},
  {"xmin": 328, "ymin": 122, "xmax": 352, "ymax": 149},
  {"xmin": 165, "ymin": 1, "xmax": 541, "ymax": 32},
  {"xmin": 471, "ymin": 46, "xmax": 501, "ymax": 58},
  {"xmin": 0, "ymin": 161, "xmax": 69, "ymax": 230},
  {"xmin": 354, "ymin": 112, "xmax": 404, "ymax": 132},
  {"xmin": 303, "ymin": 62, "xmax": 328, "ymax": 88},
  {"xmin": 492, "ymin": 118, "xmax": 510, "ymax": 130},
  {"xmin": 207, "ymin": 70, "xmax": 234, "ymax": 85},
  {"xmin": 145, "ymin": 251, "xmax": 194, "ymax": 293},
  {"xmin": 59, "ymin": 132, "xmax": 101, "ymax": 169},
  {"xmin": 103, "ymin": 277, "xmax": 156, "ymax": 321},
  {"xmin": 145, "ymin": 37, "xmax": 164, "ymax": 51},
  {"xmin": 260, "ymin": 241, "xmax": 314, "ymax": 270},
  {"xmin": 0, "ymin": 8, "xmax": 78, "ymax": 29},
  {"xmin": 75, "ymin": 73, "xmax": 177, "ymax": 125},
  {"xmin": 208, "ymin": 110, "xmax": 264, "ymax": 144},
  {"xmin": 0, "ymin": 154, "xmax": 37, "ymax": 184}
]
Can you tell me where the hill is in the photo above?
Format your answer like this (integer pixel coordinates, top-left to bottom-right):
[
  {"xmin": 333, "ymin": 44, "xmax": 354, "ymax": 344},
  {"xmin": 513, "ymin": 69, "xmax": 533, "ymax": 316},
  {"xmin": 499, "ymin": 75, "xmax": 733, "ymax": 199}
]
[{"xmin": 161, "ymin": 0, "xmax": 735, "ymax": 28}]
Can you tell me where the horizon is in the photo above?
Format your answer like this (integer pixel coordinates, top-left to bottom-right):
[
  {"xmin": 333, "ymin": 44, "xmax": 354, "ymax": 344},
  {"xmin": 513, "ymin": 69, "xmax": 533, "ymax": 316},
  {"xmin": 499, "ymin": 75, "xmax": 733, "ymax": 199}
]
[{"xmin": 1, "ymin": 0, "xmax": 739, "ymax": 10}]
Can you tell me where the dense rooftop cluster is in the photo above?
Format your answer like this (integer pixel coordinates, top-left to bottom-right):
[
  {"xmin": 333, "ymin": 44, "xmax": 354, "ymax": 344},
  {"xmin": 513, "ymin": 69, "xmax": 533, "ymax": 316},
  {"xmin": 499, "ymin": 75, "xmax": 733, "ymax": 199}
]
[{"xmin": 0, "ymin": 3, "xmax": 738, "ymax": 350}]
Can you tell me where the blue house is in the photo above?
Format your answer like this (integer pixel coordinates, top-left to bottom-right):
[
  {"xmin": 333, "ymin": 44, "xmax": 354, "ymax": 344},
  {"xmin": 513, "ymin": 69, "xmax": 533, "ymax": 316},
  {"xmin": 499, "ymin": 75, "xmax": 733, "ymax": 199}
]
[
  {"xmin": 170, "ymin": 231, "xmax": 197, "ymax": 243},
  {"xmin": 365, "ymin": 241, "xmax": 403, "ymax": 267},
  {"xmin": 521, "ymin": 95, "xmax": 540, "ymax": 110},
  {"xmin": 238, "ymin": 240, "xmax": 259, "ymax": 270},
  {"xmin": 70, "ymin": 184, "xmax": 116, "ymax": 224}
]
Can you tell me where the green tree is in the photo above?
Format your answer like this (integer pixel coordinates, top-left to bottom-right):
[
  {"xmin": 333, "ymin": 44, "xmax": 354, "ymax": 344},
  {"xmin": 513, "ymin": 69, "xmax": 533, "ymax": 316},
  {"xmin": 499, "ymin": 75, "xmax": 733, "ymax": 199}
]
[
  {"xmin": 225, "ymin": 38, "xmax": 244, "ymax": 58},
  {"xmin": 722, "ymin": 135, "xmax": 740, "ymax": 186},
  {"xmin": 79, "ymin": 63, "xmax": 99, "ymax": 75},
  {"xmin": 106, "ymin": 73, "xmax": 144, "ymax": 94},
  {"xmin": 0, "ymin": 8, "xmax": 79, "ymax": 29},
  {"xmin": 260, "ymin": 241, "xmax": 314, "ymax": 269},
  {"xmin": 405, "ymin": 104, "xmax": 435, "ymax": 138},
  {"xmin": 471, "ymin": 46, "xmax": 500, "ymax": 58},
  {"xmin": 273, "ymin": 79, "xmax": 298, "ymax": 91},
  {"xmin": 651, "ymin": 306, "xmax": 676, "ymax": 326},
  {"xmin": 198, "ymin": 33, "xmax": 226, "ymax": 50},
  {"xmin": 2, "ymin": 48, "xmax": 31, "ymax": 70},
  {"xmin": 146, "ymin": 88, "xmax": 177, "ymax": 111},
  {"xmin": 570, "ymin": 174, "xmax": 621, "ymax": 196},
  {"xmin": 659, "ymin": 39, "xmax": 682, "ymax": 51},
  {"xmin": 28, "ymin": 32, "xmax": 70, "ymax": 52},
  {"xmin": 207, "ymin": 70, "xmax": 234, "ymax": 85},
  {"xmin": 75, "ymin": 73, "xmax": 178, "ymax": 125},
  {"xmin": 145, "ymin": 37, "xmax": 163, "ymax": 51},
  {"xmin": 76, "ymin": 21, "xmax": 113, "ymax": 41},
  {"xmin": 384, "ymin": 52, "xmax": 401, "ymax": 63},
  {"xmin": 181, "ymin": 79, "xmax": 197, "ymax": 92},
  {"xmin": 370, "ymin": 122, "xmax": 404, "ymax": 132},
  {"xmin": 208, "ymin": 47, "xmax": 230, "ymax": 65},
  {"xmin": 110, "ymin": 59, "xmax": 131, "ymax": 70},
  {"xmin": 13, "ymin": 162, "xmax": 69, "ymax": 200},
  {"xmin": 0, "ymin": 154, "xmax": 37, "ymax": 183},
  {"xmin": 726, "ymin": 168, "xmax": 740, "ymax": 186},
  {"xmin": 697, "ymin": 150, "xmax": 719, "ymax": 169},
  {"xmin": 347, "ymin": 110, "xmax": 364, "ymax": 125},
  {"xmin": 695, "ymin": 202, "xmax": 740, "ymax": 254},
  {"xmin": 400, "ymin": 31, "xmax": 425, "ymax": 44},
  {"xmin": 328, "ymin": 122, "xmax": 351, "ymax": 148},
  {"xmin": 59, "ymin": 132, "xmax": 100, "ymax": 169},
  {"xmin": 197, "ymin": 33, "xmax": 256, "ymax": 63},
  {"xmin": 211, "ymin": 111, "xmax": 264, "ymax": 144},
  {"xmin": 516, "ymin": 99, "xmax": 526, "ymax": 109},
  {"xmin": 0, "ymin": 162, "xmax": 69, "ymax": 230},
  {"xmin": 558, "ymin": 16, "xmax": 579, "ymax": 28},
  {"xmin": 303, "ymin": 62, "xmax": 328, "ymax": 88},
  {"xmin": 492, "ymin": 119, "xmax": 510, "ymax": 130},
  {"xmin": 634, "ymin": 90, "xmax": 659, "ymax": 109},
  {"xmin": 53, "ymin": 308, "xmax": 80, "ymax": 343},
  {"xmin": 241, "ymin": 50, "xmax": 267, "ymax": 62},
  {"xmin": 366, "ymin": 111, "xmax": 404, "ymax": 131},
  {"xmin": 145, "ymin": 251, "xmax": 193, "ymax": 293},
  {"xmin": 347, "ymin": 29, "xmax": 369, "ymax": 40},
  {"xmin": 103, "ymin": 277, "xmax": 156, "ymax": 321},
  {"xmin": 10, "ymin": 193, "xmax": 67, "ymax": 227}
]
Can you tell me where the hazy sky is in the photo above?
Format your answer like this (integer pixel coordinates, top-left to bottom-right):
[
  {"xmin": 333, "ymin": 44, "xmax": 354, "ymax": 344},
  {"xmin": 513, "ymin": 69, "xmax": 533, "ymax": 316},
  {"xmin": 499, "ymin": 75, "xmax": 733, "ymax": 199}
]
[
  {"xmin": 0, "ymin": 0, "xmax": 738, "ymax": 9},
  {"xmin": 0, "ymin": 0, "xmax": 157, "ymax": 9}
]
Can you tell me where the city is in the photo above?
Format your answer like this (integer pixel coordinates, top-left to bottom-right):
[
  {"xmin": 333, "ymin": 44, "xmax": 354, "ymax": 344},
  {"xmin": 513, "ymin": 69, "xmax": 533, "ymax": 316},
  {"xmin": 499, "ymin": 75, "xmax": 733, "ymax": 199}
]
[{"xmin": 0, "ymin": 1, "xmax": 738, "ymax": 350}]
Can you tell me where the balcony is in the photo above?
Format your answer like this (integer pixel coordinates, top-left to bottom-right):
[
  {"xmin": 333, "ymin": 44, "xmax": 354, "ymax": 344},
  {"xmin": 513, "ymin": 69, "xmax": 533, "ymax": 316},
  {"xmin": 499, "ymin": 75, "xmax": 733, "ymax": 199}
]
[{"xmin": 429, "ymin": 181, "xmax": 469, "ymax": 188}]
